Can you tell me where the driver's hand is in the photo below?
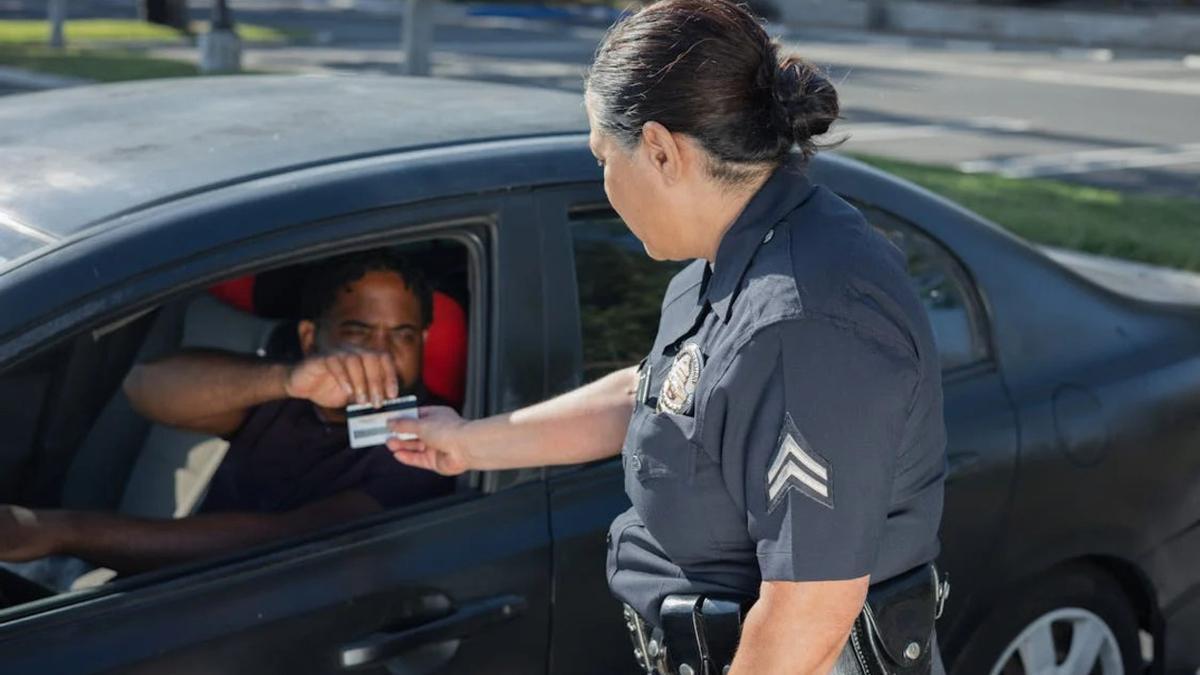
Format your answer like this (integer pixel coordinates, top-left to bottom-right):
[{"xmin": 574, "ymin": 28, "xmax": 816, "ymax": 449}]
[
  {"xmin": 0, "ymin": 505, "xmax": 57, "ymax": 562},
  {"xmin": 285, "ymin": 350, "xmax": 399, "ymax": 408},
  {"xmin": 386, "ymin": 406, "xmax": 471, "ymax": 476}
]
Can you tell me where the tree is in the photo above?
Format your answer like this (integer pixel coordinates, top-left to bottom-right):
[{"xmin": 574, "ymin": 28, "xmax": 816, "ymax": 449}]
[
  {"xmin": 403, "ymin": 0, "xmax": 436, "ymax": 76},
  {"xmin": 141, "ymin": 0, "xmax": 190, "ymax": 33},
  {"xmin": 866, "ymin": 0, "xmax": 889, "ymax": 31}
]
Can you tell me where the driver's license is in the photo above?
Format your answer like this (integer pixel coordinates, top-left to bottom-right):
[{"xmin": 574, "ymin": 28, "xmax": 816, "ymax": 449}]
[{"xmin": 346, "ymin": 395, "xmax": 418, "ymax": 449}]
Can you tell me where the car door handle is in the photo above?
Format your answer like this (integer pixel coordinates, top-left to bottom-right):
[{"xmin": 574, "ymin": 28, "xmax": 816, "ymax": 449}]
[{"xmin": 339, "ymin": 594, "xmax": 527, "ymax": 669}]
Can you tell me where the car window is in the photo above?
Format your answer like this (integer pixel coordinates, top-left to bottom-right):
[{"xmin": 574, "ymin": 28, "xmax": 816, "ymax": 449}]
[
  {"xmin": 862, "ymin": 208, "xmax": 991, "ymax": 372},
  {"xmin": 570, "ymin": 211, "xmax": 686, "ymax": 383},
  {"xmin": 572, "ymin": 206, "xmax": 989, "ymax": 377},
  {"xmin": 0, "ymin": 237, "xmax": 477, "ymax": 611}
]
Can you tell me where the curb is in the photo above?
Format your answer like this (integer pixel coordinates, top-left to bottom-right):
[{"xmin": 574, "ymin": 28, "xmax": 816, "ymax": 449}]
[{"xmin": 0, "ymin": 66, "xmax": 90, "ymax": 91}]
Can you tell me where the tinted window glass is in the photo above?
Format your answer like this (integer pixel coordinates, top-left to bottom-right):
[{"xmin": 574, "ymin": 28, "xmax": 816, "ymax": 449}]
[
  {"xmin": 572, "ymin": 207, "xmax": 989, "ymax": 377},
  {"xmin": 571, "ymin": 212, "xmax": 685, "ymax": 382},
  {"xmin": 868, "ymin": 213, "xmax": 989, "ymax": 371}
]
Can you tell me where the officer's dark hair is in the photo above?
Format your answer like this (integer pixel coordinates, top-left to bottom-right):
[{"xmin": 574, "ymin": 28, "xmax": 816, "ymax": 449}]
[
  {"xmin": 584, "ymin": 0, "xmax": 842, "ymax": 185},
  {"xmin": 299, "ymin": 250, "xmax": 433, "ymax": 328}
]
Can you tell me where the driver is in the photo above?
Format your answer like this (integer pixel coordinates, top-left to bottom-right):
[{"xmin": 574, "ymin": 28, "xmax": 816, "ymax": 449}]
[{"xmin": 0, "ymin": 251, "xmax": 454, "ymax": 578}]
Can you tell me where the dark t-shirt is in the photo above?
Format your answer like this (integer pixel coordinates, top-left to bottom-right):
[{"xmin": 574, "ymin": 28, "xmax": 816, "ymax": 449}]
[{"xmin": 199, "ymin": 397, "xmax": 454, "ymax": 514}]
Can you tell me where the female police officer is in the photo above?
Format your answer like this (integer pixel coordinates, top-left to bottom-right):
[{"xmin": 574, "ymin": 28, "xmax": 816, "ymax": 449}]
[{"xmin": 385, "ymin": 0, "xmax": 947, "ymax": 672}]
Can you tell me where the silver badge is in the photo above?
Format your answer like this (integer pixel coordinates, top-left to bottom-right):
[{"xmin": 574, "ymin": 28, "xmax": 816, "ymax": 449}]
[{"xmin": 657, "ymin": 342, "xmax": 703, "ymax": 415}]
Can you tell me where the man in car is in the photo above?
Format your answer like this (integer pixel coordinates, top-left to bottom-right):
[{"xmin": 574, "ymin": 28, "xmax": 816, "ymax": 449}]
[{"xmin": 0, "ymin": 251, "xmax": 455, "ymax": 577}]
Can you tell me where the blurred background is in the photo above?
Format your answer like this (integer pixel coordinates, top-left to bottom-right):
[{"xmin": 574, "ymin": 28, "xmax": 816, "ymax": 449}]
[{"xmin": 0, "ymin": 0, "xmax": 1197, "ymax": 288}]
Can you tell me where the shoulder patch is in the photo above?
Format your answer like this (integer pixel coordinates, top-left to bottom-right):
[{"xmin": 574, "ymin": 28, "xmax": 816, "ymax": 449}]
[{"xmin": 767, "ymin": 413, "xmax": 834, "ymax": 511}]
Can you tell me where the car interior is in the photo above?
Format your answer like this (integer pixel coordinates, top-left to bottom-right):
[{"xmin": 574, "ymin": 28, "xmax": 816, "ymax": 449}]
[{"xmin": 0, "ymin": 238, "xmax": 475, "ymax": 608}]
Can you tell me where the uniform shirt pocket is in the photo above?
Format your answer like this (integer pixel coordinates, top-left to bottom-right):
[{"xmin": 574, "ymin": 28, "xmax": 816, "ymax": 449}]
[{"xmin": 633, "ymin": 409, "xmax": 697, "ymax": 482}]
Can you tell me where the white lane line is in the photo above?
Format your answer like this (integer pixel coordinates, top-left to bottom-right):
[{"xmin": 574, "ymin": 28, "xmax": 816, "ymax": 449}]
[
  {"xmin": 437, "ymin": 40, "xmax": 596, "ymax": 57},
  {"xmin": 962, "ymin": 117, "xmax": 1035, "ymax": 132},
  {"xmin": 958, "ymin": 142, "xmax": 1200, "ymax": 178},
  {"xmin": 839, "ymin": 123, "xmax": 950, "ymax": 142},
  {"xmin": 787, "ymin": 42, "xmax": 1200, "ymax": 96},
  {"xmin": 944, "ymin": 39, "xmax": 995, "ymax": 52},
  {"xmin": 838, "ymin": 117, "xmax": 1032, "ymax": 143},
  {"xmin": 1058, "ymin": 47, "xmax": 1114, "ymax": 62}
]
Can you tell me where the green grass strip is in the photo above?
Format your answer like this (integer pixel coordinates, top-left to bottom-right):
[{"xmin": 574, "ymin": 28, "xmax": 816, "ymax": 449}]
[
  {"xmin": 0, "ymin": 18, "xmax": 302, "ymax": 45},
  {"xmin": 0, "ymin": 44, "xmax": 197, "ymax": 81},
  {"xmin": 851, "ymin": 153, "xmax": 1200, "ymax": 272}
]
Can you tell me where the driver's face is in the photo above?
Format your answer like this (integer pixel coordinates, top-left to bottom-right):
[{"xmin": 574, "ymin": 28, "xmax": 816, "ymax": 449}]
[{"xmin": 309, "ymin": 270, "xmax": 426, "ymax": 394}]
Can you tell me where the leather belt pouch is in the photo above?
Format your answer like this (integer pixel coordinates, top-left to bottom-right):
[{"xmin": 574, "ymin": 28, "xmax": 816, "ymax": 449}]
[{"xmin": 850, "ymin": 563, "xmax": 939, "ymax": 675}]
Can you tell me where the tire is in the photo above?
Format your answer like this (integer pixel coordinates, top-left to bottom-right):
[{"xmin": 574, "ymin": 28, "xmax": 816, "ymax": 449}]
[{"xmin": 951, "ymin": 565, "xmax": 1144, "ymax": 675}]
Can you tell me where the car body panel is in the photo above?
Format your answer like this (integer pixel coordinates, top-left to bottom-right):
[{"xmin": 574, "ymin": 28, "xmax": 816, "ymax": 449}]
[{"xmin": 0, "ymin": 489, "xmax": 552, "ymax": 674}]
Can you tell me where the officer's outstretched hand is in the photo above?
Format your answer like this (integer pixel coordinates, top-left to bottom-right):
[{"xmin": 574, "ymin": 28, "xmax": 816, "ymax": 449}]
[{"xmin": 386, "ymin": 406, "xmax": 471, "ymax": 476}]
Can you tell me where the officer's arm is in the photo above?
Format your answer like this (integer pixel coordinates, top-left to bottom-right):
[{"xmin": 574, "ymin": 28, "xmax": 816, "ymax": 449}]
[
  {"xmin": 387, "ymin": 365, "xmax": 638, "ymax": 473},
  {"xmin": 729, "ymin": 576, "xmax": 870, "ymax": 674}
]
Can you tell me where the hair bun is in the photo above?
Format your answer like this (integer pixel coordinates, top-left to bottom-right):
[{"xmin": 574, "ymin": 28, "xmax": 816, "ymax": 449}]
[{"xmin": 771, "ymin": 54, "xmax": 840, "ymax": 153}]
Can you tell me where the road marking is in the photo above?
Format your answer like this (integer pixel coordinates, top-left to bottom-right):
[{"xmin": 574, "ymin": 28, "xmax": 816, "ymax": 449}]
[
  {"xmin": 944, "ymin": 39, "xmax": 995, "ymax": 53},
  {"xmin": 787, "ymin": 42, "xmax": 1200, "ymax": 96},
  {"xmin": 1058, "ymin": 47, "xmax": 1114, "ymax": 62},
  {"xmin": 838, "ymin": 117, "xmax": 1032, "ymax": 142},
  {"xmin": 957, "ymin": 142, "xmax": 1200, "ymax": 178}
]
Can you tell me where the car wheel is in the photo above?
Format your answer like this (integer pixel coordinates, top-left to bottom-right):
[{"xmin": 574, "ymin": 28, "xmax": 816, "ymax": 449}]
[{"xmin": 952, "ymin": 565, "xmax": 1143, "ymax": 675}]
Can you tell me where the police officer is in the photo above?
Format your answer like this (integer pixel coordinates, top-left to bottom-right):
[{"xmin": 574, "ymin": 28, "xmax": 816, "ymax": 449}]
[{"xmin": 386, "ymin": 0, "xmax": 948, "ymax": 672}]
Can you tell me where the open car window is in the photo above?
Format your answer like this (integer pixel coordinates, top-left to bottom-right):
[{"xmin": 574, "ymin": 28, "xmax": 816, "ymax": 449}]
[{"xmin": 0, "ymin": 237, "xmax": 477, "ymax": 611}]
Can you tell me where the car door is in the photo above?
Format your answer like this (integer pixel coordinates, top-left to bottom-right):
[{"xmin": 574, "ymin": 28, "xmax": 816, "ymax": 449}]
[
  {"xmin": 529, "ymin": 184, "xmax": 657, "ymax": 675},
  {"xmin": 0, "ymin": 194, "xmax": 554, "ymax": 675}
]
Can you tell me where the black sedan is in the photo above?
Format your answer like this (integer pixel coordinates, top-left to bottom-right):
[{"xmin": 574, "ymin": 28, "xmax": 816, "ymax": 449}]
[{"xmin": 0, "ymin": 75, "xmax": 1198, "ymax": 675}]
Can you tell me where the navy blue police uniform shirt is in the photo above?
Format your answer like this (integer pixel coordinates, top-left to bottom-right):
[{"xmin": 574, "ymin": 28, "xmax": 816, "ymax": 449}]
[
  {"xmin": 200, "ymin": 393, "xmax": 455, "ymax": 514},
  {"xmin": 607, "ymin": 155, "xmax": 947, "ymax": 626}
]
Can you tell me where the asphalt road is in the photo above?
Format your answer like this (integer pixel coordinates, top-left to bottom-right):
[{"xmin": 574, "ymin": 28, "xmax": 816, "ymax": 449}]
[{"xmin": 2, "ymin": 0, "xmax": 1198, "ymax": 197}]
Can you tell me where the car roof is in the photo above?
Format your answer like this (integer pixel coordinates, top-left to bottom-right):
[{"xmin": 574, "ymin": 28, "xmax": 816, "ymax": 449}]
[{"xmin": 0, "ymin": 74, "xmax": 590, "ymax": 256}]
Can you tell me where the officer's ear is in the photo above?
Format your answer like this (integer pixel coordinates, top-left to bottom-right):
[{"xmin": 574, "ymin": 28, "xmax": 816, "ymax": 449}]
[{"xmin": 639, "ymin": 121, "xmax": 686, "ymax": 186}]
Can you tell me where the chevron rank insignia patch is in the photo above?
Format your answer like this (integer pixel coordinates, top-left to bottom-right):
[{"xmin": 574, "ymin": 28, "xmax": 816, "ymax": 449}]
[{"xmin": 767, "ymin": 414, "xmax": 834, "ymax": 511}]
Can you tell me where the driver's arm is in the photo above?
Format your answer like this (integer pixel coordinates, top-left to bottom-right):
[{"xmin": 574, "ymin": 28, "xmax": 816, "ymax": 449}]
[
  {"xmin": 124, "ymin": 349, "xmax": 291, "ymax": 436},
  {"xmin": 0, "ymin": 491, "xmax": 379, "ymax": 575},
  {"xmin": 124, "ymin": 348, "xmax": 397, "ymax": 437}
]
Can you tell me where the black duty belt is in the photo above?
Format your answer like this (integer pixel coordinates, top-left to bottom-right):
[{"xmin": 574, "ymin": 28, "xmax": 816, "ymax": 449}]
[{"xmin": 622, "ymin": 563, "xmax": 949, "ymax": 675}]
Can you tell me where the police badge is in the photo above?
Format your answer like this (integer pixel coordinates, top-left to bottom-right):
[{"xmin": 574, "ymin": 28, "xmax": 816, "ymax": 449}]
[{"xmin": 658, "ymin": 342, "xmax": 703, "ymax": 415}]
